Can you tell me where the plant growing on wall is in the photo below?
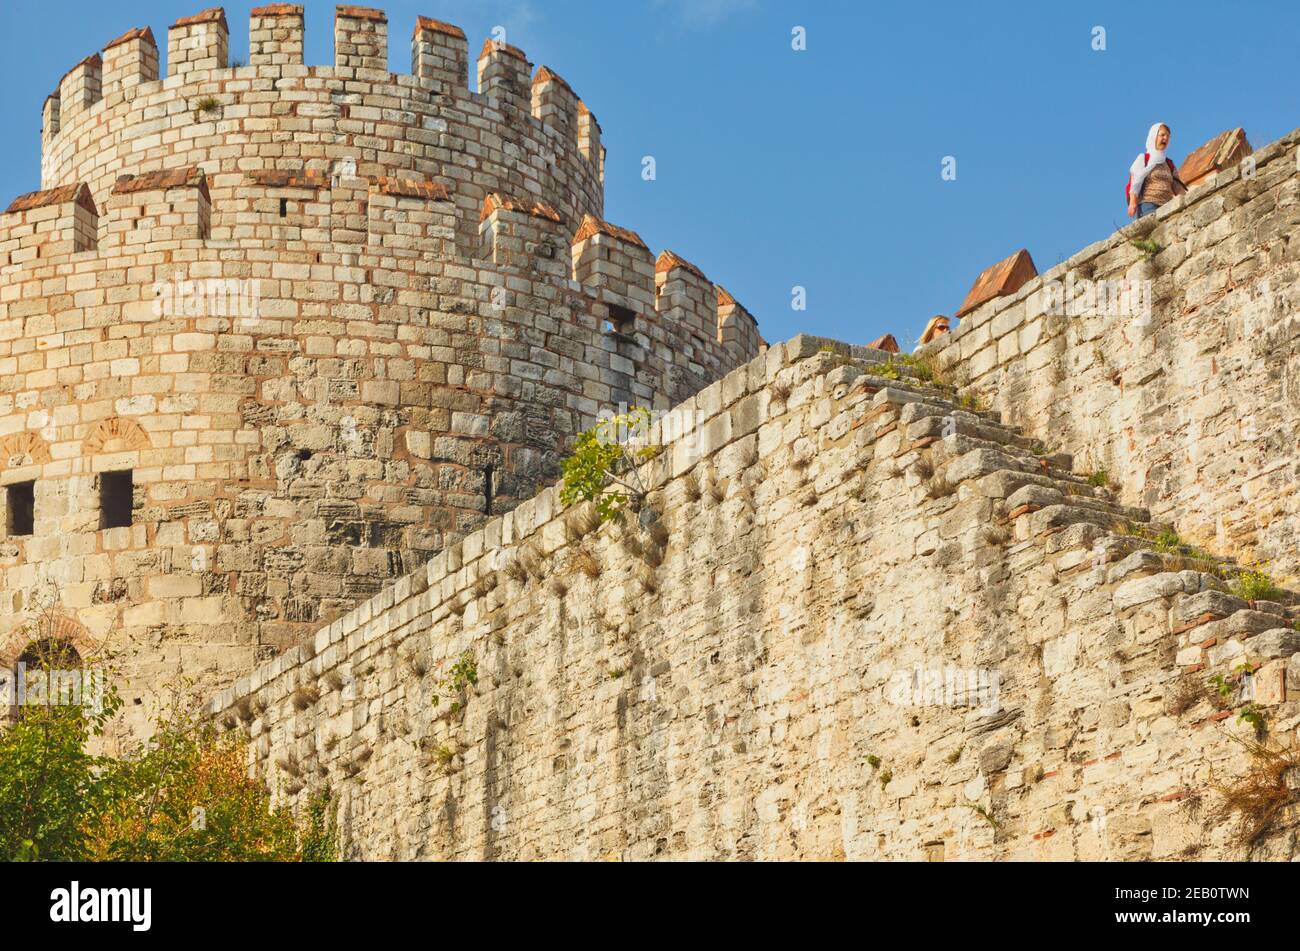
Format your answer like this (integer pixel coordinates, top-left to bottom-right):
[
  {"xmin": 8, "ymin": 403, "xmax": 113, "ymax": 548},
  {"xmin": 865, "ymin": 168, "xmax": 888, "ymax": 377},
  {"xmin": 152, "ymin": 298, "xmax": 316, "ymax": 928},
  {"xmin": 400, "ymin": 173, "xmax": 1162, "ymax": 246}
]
[
  {"xmin": 1231, "ymin": 567, "xmax": 1284, "ymax": 603},
  {"xmin": 1129, "ymin": 237, "xmax": 1161, "ymax": 260},
  {"xmin": 963, "ymin": 801, "xmax": 1001, "ymax": 831},
  {"xmin": 1210, "ymin": 737, "xmax": 1300, "ymax": 853},
  {"xmin": 193, "ymin": 96, "xmax": 221, "ymax": 119},
  {"xmin": 300, "ymin": 787, "xmax": 339, "ymax": 862},
  {"xmin": 432, "ymin": 649, "xmax": 479, "ymax": 714},
  {"xmin": 560, "ymin": 406, "xmax": 657, "ymax": 523}
]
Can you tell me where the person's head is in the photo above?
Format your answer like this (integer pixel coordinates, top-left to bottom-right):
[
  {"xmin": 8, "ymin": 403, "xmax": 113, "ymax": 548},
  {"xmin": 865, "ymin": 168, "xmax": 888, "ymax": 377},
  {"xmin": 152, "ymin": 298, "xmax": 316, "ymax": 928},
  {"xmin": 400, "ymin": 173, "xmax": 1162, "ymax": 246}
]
[
  {"xmin": 1154, "ymin": 124, "xmax": 1170, "ymax": 150},
  {"xmin": 919, "ymin": 315, "xmax": 951, "ymax": 345}
]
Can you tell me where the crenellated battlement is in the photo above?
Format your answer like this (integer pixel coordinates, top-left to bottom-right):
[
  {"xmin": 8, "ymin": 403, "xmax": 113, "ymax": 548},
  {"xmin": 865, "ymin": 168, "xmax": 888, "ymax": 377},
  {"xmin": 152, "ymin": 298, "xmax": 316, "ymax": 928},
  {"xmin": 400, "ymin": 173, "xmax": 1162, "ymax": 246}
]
[
  {"xmin": 167, "ymin": 7, "xmax": 229, "ymax": 77},
  {"xmin": 1, "ymin": 166, "xmax": 759, "ymax": 377},
  {"xmin": 25, "ymin": 5, "xmax": 763, "ymax": 381},
  {"xmin": 249, "ymin": 5, "xmax": 305, "ymax": 66},
  {"xmin": 39, "ymin": 6, "xmax": 610, "ymax": 256},
  {"xmin": 0, "ymin": 183, "xmax": 98, "ymax": 263},
  {"xmin": 411, "ymin": 15, "xmax": 467, "ymax": 88},
  {"xmin": 102, "ymin": 28, "xmax": 160, "ymax": 105},
  {"xmin": 103, "ymin": 167, "xmax": 212, "ymax": 247},
  {"xmin": 42, "ymin": 6, "xmax": 608, "ymax": 190}
]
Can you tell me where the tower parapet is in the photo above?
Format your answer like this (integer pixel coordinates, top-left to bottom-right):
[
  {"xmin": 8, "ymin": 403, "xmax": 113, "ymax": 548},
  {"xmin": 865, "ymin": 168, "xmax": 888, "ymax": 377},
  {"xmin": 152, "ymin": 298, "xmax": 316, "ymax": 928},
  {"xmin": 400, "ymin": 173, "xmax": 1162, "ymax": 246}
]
[
  {"xmin": 102, "ymin": 28, "xmax": 159, "ymax": 104},
  {"xmin": 1, "ymin": 184, "xmax": 98, "ymax": 263},
  {"xmin": 57, "ymin": 55, "xmax": 101, "ymax": 122},
  {"xmin": 532, "ymin": 67, "xmax": 579, "ymax": 142},
  {"xmin": 334, "ymin": 5, "xmax": 388, "ymax": 73},
  {"xmin": 249, "ymin": 4, "xmax": 304, "ymax": 66},
  {"xmin": 477, "ymin": 39, "xmax": 533, "ymax": 121},
  {"xmin": 411, "ymin": 16, "xmax": 467, "ymax": 87},
  {"xmin": 166, "ymin": 7, "xmax": 228, "ymax": 77},
  {"xmin": 103, "ymin": 167, "xmax": 211, "ymax": 248}
]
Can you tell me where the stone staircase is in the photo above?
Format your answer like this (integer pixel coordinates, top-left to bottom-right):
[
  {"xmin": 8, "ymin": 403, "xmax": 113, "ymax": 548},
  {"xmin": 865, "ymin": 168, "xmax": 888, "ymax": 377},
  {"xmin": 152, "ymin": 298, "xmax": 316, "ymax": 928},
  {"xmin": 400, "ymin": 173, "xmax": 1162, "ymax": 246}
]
[{"xmin": 824, "ymin": 350, "xmax": 1300, "ymax": 713}]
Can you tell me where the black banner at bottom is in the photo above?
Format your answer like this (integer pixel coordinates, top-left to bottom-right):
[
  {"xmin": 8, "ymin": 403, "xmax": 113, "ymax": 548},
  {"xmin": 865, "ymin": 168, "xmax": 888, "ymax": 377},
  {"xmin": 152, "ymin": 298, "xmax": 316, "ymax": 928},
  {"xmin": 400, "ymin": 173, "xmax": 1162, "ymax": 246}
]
[{"xmin": 0, "ymin": 860, "xmax": 1280, "ymax": 939}]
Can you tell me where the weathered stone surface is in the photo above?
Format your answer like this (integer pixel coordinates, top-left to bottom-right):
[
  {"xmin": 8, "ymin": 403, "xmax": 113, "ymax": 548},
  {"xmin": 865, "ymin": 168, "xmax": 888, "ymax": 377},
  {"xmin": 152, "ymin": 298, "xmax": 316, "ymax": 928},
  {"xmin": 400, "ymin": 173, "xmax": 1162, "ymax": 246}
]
[
  {"xmin": 1175, "ymin": 589, "xmax": 1247, "ymax": 624},
  {"xmin": 1241, "ymin": 628, "xmax": 1300, "ymax": 659},
  {"xmin": 1199, "ymin": 610, "xmax": 1283, "ymax": 642},
  {"xmin": 1112, "ymin": 572, "xmax": 1190, "ymax": 611},
  {"xmin": 1252, "ymin": 659, "xmax": 1287, "ymax": 705},
  {"xmin": 1007, "ymin": 484, "xmax": 1063, "ymax": 510}
]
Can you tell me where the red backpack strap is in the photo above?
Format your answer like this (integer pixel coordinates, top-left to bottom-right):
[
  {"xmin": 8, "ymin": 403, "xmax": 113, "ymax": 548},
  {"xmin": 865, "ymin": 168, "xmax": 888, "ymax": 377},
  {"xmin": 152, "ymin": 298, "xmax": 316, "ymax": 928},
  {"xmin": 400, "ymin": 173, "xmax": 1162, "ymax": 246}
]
[{"xmin": 1127, "ymin": 152, "xmax": 1154, "ymax": 202}]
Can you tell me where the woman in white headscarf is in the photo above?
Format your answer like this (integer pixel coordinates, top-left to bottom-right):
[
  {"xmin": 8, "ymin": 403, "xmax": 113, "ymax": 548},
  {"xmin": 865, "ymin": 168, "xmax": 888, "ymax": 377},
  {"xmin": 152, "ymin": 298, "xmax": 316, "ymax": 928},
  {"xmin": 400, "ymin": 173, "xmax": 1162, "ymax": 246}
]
[{"xmin": 1127, "ymin": 123, "xmax": 1188, "ymax": 218}]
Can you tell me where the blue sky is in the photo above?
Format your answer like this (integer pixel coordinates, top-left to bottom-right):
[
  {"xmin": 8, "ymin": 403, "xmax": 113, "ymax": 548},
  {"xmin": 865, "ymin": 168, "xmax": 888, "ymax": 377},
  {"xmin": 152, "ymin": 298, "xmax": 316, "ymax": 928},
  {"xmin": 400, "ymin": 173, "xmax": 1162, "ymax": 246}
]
[{"xmin": 2, "ymin": 0, "xmax": 1296, "ymax": 348}]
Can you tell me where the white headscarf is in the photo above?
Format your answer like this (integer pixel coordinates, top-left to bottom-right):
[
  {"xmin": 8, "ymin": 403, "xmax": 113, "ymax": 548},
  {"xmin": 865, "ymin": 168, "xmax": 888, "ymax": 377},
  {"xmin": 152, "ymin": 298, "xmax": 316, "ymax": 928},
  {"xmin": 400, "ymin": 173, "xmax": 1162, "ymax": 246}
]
[
  {"xmin": 1144, "ymin": 122, "xmax": 1167, "ymax": 166},
  {"xmin": 1130, "ymin": 123, "xmax": 1169, "ymax": 202}
]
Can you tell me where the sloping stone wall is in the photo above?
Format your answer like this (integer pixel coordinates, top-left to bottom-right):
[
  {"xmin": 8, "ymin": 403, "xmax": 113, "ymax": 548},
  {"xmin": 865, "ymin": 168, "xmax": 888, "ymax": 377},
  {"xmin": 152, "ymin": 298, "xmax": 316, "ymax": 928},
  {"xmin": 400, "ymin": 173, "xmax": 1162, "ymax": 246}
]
[{"xmin": 208, "ymin": 336, "xmax": 1300, "ymax": 860}]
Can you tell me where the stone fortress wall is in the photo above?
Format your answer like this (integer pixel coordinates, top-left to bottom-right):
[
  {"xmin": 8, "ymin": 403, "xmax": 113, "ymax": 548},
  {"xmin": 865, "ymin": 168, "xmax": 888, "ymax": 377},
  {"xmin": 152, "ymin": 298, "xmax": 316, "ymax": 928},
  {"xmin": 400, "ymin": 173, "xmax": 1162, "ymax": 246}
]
[
  {"xmin": 927, "ymin": 127, "xmax": 1300, "ymax": 582},
  {"xmin": 6, "ymin": 4, "xmax": 1299, "ymax": 861},
  {"xmin": 0, "ymin": 5, "xmax": 761, "ymax": 741},
  {"xmin": 204, "ymin": 124, "xmax": 1300, "ymax": 861}
]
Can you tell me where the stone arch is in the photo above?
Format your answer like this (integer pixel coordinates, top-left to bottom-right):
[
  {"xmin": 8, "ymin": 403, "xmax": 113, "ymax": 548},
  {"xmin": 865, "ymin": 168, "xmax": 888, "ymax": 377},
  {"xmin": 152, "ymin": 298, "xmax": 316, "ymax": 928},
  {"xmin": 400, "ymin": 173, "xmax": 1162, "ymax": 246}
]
[
  {"xmin": 83, "ymin": 417, "xmax": 151, "ymax": 455},
  {"xmin": 0, "ymin": 611, "xmax": 97, "ymax": 668},
  {"xmin": 0, "ymin": 431, "xmax": 52, "ymax": 468}
]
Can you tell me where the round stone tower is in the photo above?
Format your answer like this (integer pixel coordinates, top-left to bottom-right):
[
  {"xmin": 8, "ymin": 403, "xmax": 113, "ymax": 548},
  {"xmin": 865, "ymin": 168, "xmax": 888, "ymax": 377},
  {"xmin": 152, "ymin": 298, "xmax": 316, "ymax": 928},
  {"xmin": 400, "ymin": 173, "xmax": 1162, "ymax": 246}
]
[{"xmin": 0, "ymin": 5, "xmax": 762, "ymax": 740}]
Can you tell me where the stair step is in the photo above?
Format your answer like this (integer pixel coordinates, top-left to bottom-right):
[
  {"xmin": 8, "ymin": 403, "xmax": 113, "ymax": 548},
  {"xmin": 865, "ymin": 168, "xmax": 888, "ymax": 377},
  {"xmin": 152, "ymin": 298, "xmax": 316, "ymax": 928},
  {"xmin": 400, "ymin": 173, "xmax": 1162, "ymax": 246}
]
[
  {"xmin": 862, "ymin": 377, "xmax": 1002, "ymax": 424},
  {"xmin": 930, "ymin": 432, "xmax": 1078, "ymax": 482},
  {"xmin": 902, "ymin": 406, "xmax": 1042, "ymax": 454},
  {"xmin": 1004, "ymin": 482, "xmax": 1149, "ymax": 523},
  {"xmin": 827, "ymin": 352, "xmax": 1300, "ymax": 606}
]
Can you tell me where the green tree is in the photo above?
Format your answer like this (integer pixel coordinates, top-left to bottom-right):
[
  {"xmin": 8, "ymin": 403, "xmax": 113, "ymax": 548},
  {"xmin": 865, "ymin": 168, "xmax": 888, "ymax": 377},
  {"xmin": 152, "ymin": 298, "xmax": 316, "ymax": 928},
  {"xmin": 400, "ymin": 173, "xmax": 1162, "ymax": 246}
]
[
  {"xmin": 0, "ymin": 669, "xmax": 337, "ymax": 862},
  {"xmin": 560, "ymin": 407, "xmax": 658, "ymax": 522},
  {"xmin": 0, "ymin": 678, "xmax": 120, "ymax": 861},
  {"xmin": 85, "ymin": 709, "xmax": 301, "ymax": 862}
]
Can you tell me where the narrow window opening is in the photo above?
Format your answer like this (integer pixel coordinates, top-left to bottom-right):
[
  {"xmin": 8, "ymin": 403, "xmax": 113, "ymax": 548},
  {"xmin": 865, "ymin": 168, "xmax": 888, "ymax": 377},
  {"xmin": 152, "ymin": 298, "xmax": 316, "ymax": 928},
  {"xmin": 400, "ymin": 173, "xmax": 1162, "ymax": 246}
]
[
  {"xmin": 6, "ymin": 481, "xmax": 35, "ymax": 537},
  {"xmin": 100, "ymin": 470, "xmax": 134, "ymax": 530},
  {"xmin": 605, "ymin": 303, "xmax": 636, "ymax": 337},
  {"xmin": 483, "ymin": 465, "xmax": 494, "ymax": 516},
  {"xmin": 279, "ymin": 197, "xmax": 288, "ymax": 218}
]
